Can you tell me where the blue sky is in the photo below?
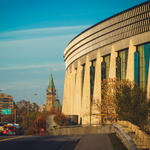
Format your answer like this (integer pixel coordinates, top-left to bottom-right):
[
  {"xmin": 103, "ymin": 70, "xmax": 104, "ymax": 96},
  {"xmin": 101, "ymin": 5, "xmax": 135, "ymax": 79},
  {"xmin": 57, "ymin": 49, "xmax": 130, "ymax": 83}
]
[{"xmin": 0, "ymin": 0, "xmax": 147, "ymax": 105}]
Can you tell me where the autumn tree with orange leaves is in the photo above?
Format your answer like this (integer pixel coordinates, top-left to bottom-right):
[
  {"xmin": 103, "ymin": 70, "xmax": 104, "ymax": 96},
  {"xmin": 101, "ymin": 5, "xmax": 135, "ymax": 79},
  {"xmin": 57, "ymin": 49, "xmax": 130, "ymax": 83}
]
[
  {"xmin": 34, "ymin": 113, "xmax": 46, "ymax": 131},
  {"xmin": 94, "ymin": 78, "xmax": 150, "ymax": 129},
  {"xmin": 54, "ymin": 112, "xmax": 68, "ymax": 126}
]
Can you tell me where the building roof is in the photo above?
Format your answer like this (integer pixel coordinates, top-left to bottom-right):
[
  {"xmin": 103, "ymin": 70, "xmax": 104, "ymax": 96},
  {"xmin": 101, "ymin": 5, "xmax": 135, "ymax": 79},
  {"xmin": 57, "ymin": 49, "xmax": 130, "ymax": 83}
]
[
  {"xmin": 65, "ymin": 1, "xmax": 149, "ymax": 48},
  {"xmin": 48, "ymin": 74, "xmax": 56, "ymax": 91},
  {"xmin": 0, "ymin": 93, "xmax": 13, "ymax": 98}
]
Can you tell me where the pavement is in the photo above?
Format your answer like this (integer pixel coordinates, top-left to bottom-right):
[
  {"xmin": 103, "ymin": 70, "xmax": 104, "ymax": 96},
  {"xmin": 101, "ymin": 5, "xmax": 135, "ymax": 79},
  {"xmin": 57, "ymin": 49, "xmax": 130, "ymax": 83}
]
[
  {"xmin": 74, "ymin": 134, "xmax": 114, "ymax": 150},
  {"xmin": 0, "ymin": 134, "xmax": 114, "ymax": 150}
]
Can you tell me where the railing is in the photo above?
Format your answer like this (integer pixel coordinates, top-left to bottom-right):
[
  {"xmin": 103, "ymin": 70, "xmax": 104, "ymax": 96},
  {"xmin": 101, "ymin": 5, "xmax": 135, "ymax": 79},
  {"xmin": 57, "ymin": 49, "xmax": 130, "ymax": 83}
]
[
  {"xmin": 48, "ymin": 124, "xmax": 115, "ymax": 135},
  {"xmin": 113, "ymin": 123, "xmax": 138, "ymax": 150},
  {"xmin": 117, "ymin": 120, "xmax": 150, "ymax": 149},
  {"xmin": 47, "ymin": 121, "xmax": 150, "ymax": 150}
]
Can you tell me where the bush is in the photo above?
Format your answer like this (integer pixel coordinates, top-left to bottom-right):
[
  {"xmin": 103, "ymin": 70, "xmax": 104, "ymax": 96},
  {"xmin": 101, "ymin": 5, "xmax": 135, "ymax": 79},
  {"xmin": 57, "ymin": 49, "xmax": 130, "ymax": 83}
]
[
  {"xmin": 34, "ymin": 113, "xmax": 46, "ymax": 132},
  {"xmin": 54, "ymin": 112, "xmax": 68, "ymax": 126},
  {"xmin": 116, "ymin": 81, "xmax": 150, "ymax": 128},
  {"xmin": 97, "ymin": 78, "xmax": 150, "ymax": 129}
]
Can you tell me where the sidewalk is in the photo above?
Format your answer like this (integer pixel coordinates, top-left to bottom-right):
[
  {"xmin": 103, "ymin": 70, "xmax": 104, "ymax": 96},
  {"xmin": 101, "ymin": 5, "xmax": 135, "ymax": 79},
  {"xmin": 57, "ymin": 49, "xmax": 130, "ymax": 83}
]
[{"xmin": 74, "ymin": 134, "xmax": 114, "ymax": 150}]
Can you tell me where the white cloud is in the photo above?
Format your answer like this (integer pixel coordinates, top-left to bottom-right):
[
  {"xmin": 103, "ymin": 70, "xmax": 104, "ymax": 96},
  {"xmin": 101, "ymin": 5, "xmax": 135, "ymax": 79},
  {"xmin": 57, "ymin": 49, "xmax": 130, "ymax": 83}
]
[
  {"xmin": 0, "ymin": 34, "xmax": 76, "ymax": 61},
  {"xmin": 0, "ymin": 80, "xmax": 47, "ymax": 90},
  {"xmin": 0, "ymin": 25, "xmax": 90, "ymax": 41},
  {"xmin": 0, "ymin": 62, "xmax": 65, "ymax": 71},
  {"xmin": 0, "ymin": 25, "xmax": 89, "ymax": 104}
]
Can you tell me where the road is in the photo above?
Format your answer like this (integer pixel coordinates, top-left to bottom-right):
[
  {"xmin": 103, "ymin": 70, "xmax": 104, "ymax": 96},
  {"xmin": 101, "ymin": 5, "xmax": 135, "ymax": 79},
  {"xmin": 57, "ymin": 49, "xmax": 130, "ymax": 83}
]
[
  {"xmin": 0, "ymin": 135, "xmax": 80, "ymax": 150},
  {"xmin": 0, "ymin": 134, "xmax": 114, "ymax": 150}
]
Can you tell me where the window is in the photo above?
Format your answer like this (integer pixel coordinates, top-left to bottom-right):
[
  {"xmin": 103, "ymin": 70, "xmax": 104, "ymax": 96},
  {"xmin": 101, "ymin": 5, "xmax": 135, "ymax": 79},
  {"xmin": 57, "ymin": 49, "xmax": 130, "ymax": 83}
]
[
  {"xmin": 90, "ymin": 60, "xmax": 96, "ymax": 100},
  {"xmin": 134, "ymin": 43, "xmax": 150, "ymax": 89},
  {"xmin": 116, "ymin": 49, "xmax": 128, "ymax": 80},
  {"xmin": 81, "ymin": 64, "xmax": 85, "ymax": 98},
  {"xmin": 101, "ymin": 55, "xmax": 110, "ymax": 80}
]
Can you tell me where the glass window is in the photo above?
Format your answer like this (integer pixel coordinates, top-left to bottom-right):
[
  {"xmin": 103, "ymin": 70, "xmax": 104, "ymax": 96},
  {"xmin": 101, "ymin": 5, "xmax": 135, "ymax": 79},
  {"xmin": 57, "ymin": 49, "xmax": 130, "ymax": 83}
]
[
  {"xmin": 81, "ymin": 64, "xmax": 85, "ymax": 98},
  {"xmin": 101, "ymin": 55, "xmax": 110, "ymax": 80},
  {"xmin": 135, "ymin": 42, "xmax": 150, "ymax": 89},
  {"xmin": 116, "ymin": 49, "xmax": 128, "ymax": 80},
  {"xmin": 90, "ymin": 60, "xmax": 96, "ymax": 100}
]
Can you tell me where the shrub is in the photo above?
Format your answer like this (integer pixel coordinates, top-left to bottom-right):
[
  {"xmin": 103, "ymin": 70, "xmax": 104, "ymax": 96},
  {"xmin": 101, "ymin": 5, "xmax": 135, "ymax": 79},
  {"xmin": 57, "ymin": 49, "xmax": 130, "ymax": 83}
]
[{"xmin": 54, "ymin": 112, "xmax": 68, "ymax": 126}]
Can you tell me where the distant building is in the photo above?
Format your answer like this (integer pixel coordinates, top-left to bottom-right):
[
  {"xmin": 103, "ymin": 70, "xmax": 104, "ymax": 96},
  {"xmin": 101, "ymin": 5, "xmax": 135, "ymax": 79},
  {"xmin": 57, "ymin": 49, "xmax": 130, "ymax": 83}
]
[
  {"xmin": 46, "ymin": 74, "xmax": 61, "ymax": 112},
  {"xmin": 0, "ymin": 93, "xmax": 15, "ymax": 122}
]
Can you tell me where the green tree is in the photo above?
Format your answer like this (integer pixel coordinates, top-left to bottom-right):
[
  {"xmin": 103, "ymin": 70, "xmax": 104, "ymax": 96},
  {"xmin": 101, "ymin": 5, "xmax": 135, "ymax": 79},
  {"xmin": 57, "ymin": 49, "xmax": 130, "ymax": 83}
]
[{"xmin": 116, "ymin": 81, "xmax": 150, "ymax": 128}]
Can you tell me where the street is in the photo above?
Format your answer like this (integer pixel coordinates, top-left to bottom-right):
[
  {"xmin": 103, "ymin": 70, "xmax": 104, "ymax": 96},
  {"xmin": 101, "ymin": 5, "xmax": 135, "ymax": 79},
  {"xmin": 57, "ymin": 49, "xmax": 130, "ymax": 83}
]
[
  {"xmin": 0, "ymin": 134, "xmax": 114, "ymax": 150},
  {"xmin": 0, "ymin": 135, "xmax": 80, "ymax": 150}
]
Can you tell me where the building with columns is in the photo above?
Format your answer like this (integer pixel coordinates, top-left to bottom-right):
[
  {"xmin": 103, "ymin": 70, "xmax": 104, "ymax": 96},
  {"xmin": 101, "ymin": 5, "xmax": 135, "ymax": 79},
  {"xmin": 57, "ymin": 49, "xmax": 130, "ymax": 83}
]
[{"xmin": 62, "ymin": 1, "xmax": 150, "ymax": 125}]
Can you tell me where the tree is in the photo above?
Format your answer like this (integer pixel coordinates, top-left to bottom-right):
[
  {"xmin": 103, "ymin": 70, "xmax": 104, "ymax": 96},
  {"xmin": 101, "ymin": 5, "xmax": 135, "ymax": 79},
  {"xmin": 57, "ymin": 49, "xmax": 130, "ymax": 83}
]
[
  {"xmin": 115, "ymin": 80, "xmax": 150, "ymax": 128},
  {"xmin": 94, "ymin": 78, "xmax": 150, "ymax": 128},
  {"xmin": 34, "ymin": 113, "xmax": 46, "ymax": 131},
  {"xmin": 31, "ymin": 102, "xmax": 39, "ymax": 112},
  {"xmin": 100, "ymin": 78, "xmax": 119, "ymax": 122},
  {"xmin": 54, "ymin": 112, "xmax": 68, "ymax": 126},
  {"xmin": 16, "ymin": 100, "xmax": 40, "ymax": 130}
]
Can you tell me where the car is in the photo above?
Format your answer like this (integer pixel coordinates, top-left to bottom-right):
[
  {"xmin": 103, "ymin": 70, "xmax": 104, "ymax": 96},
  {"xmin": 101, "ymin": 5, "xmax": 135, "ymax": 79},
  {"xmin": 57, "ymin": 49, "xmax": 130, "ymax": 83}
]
[{"xmin": 2, "ymin": 126, "xmax": 16, "ymax": 136}]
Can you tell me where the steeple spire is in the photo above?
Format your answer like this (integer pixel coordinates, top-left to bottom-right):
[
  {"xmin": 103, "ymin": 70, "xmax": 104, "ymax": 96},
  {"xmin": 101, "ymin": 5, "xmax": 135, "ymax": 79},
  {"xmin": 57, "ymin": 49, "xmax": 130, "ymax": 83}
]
[
  {"xmin": 46, "ymin": 74, "xmax": 61, "ymax": 112},
  {"xmin": 48, "ymin": 74, "xmax": 56, "ymax": 91}
]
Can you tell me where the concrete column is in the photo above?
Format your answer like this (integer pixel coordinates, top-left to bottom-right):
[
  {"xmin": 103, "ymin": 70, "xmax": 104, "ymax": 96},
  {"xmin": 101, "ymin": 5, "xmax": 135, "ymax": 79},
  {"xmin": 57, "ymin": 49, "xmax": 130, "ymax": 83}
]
[
  {"xmin": 74, "ymin": 60, "xmax": 82, "ymax": 124},
  {"xmin": 92, "ymin": 50, "xmax": 102, "ymax": 124},
  {"xmin": 82, "ymin": 55, "xmax": 91, "ymax": 125},
  {"xmin": 109, "ymin": 45, "xmax": 117, "ymax": 78},
  {"xmin": 70, "ymin": 65, "xmax": 76, "ymax": 115},
  {"xmin": 67, "ymin": 67, "xmax": 72, "ymax": 115},
  {"xmin": 147, "ymin": 60, "xmax": 150, "ymax": 100},
  {"xmin": 126, "ymin": 40, "xmax": 136, "ymax": 81},
  {"xmin": 62, "ymin": 69, "xmax": 68, "ymax": 114},
  {"xmin": 62, "ymin": 68, "xmax": 72, "ymax": 115}
]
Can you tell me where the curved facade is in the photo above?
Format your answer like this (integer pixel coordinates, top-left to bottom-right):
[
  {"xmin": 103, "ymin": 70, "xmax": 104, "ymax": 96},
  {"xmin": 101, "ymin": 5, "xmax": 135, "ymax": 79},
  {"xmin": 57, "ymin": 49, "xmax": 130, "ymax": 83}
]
[{"xmin": 62, "ymin": 2, "xmax": 150, "ymax": 125}]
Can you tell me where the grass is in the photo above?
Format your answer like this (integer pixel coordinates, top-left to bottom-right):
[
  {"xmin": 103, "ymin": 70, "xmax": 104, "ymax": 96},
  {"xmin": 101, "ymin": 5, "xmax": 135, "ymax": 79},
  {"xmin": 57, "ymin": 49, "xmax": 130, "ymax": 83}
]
[{"xmin": 108, "ymin": 133, "xmax": 127, "ymax": 150}]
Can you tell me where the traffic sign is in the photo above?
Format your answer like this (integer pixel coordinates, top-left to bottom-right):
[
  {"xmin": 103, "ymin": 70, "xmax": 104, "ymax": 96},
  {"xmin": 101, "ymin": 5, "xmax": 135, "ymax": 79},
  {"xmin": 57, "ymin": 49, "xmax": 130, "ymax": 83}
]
[{"xmin": 1, "ymin": 109, "xmax": 11, "ymax": 115}]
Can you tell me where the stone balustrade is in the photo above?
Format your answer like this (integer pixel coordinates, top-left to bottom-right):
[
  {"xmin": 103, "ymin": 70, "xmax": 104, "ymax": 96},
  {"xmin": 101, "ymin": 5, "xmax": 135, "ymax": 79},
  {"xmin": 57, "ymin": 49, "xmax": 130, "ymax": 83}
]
[{"xmin": 117, "ymin": 120, "xmax": 150, "ymax": 149}]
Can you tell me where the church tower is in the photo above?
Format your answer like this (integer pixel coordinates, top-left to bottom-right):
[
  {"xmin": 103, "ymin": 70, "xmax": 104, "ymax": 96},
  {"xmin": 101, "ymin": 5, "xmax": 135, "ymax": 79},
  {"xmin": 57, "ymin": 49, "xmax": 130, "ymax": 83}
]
[{"xmin": 46, "ymin": 74, "xmax": 56, "ymax": 112}]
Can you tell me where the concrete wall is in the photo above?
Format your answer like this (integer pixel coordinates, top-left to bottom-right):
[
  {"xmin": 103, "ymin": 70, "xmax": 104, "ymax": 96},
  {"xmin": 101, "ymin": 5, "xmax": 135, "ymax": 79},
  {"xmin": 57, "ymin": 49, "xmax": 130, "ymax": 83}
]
[{"xmin": 49, "ymin": 125, "xmax": 114, "ymax": 135}]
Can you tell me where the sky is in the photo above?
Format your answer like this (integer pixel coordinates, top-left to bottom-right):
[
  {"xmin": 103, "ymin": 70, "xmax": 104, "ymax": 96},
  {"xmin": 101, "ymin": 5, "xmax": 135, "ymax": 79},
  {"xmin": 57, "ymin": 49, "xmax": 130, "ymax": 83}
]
[{"xmin": 0, "ymin": 0, "xmax": 147, "ymax": 105}]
